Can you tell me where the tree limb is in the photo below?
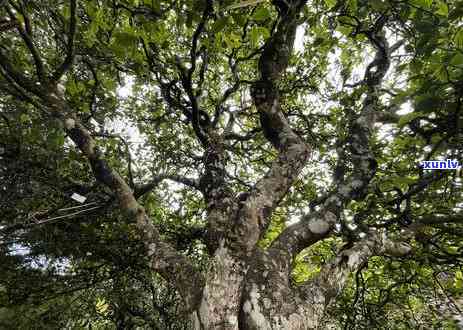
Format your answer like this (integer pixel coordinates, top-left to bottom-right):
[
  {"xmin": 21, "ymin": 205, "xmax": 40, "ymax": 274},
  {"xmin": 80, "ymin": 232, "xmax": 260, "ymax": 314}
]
[
  {"xmin": 134, "ymin": 174, "xmax": 200, "ymax": 199},
  {"xmin": 233, "ymin": 0, "xmax": 311, "ymax": 251},
  {"xmin": 5, "ymin": 3, "xmax": 46, "ymax": 82},
  {"xmin": 270, "ymin": 16, "xmax": 393, "ymax": 260},
  {"xmin": 52, "ymin": 0, "xmax": 77, "ymax": 82},
  {"xmin": 0, "ymin": 49, "xmax": 45, "ymax": 98},
  {"xmin": 176, "ymin": 0, "xmax": 213, "ymax": 147},
  {"xmin": 296, "ymin": 229, "xmax": 411, "ymax": 325}
]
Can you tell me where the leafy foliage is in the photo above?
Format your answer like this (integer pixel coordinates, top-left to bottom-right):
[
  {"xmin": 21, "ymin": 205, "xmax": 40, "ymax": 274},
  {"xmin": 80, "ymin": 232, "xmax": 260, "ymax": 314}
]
[{"xmin": 0, "ymin": 0, "xmax": 463, "ymax": 328}]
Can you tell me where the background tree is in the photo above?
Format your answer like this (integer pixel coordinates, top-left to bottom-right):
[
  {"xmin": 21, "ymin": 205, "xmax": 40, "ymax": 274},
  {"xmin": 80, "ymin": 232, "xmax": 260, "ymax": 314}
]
[{"xmin": 1, "ymin": 0, "xmax": 463, "ymax": 328}]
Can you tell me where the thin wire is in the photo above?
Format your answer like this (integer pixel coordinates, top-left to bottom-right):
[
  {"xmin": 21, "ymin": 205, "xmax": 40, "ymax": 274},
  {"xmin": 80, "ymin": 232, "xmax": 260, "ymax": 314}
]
[
  {"xmin": 57, "ymin": 202, "xmax": 99, "ymax": 213},
  {"xmin": 33, "ymin": 206, "xmax": 102, "ymax": 225}
]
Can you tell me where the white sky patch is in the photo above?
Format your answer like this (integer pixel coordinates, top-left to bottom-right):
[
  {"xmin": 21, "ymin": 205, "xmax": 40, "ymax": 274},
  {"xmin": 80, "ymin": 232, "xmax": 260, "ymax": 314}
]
[
  {"xmin": 117, "ymin": 76, "xmax": 134, "ymax": 98},
  {"xmin": 396, "ymin": 100, "xmax": 413, "ymax": 115},
  {"xmin": 295, "ymin": 24, "xmax": 306, "ymax": 52},
  {"xmin": 102, "ymin": 75, "xmax": 150, "ymax": 175},
  {"xmin": 377, "ymin": 124, "xmax": 395, "ymax": 143}
]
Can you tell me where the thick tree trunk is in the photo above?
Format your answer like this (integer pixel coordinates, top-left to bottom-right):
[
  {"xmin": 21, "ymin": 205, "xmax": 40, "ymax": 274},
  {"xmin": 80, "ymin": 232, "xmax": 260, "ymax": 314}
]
[
  {"xmin": 190, "ymin": 246, "xmax": 325, "ymax": 330},
  {"xmin": 190, "ymin": 227, "xmax": 410, "ymax": 330},
  {"xmin": 193, "ymin": 241, "xmax": 246, "ymax": 329}
]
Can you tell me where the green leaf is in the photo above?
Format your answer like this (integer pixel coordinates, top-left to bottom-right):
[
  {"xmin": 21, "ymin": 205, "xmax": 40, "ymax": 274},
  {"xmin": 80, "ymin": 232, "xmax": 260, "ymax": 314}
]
[
  {"xmin": 20, "ymin": 113, "xmax": 29, "ymax": 123},
  {"xmin": 430, "ymin": 134, "xmax": 442, "ymax": 144},
  {"xmin": 432, "ymin": 63, "xmax": 448, "ymax": 81},
  {"xmin": 54, "ymin": 133, "xmax": 65, "ymax": 147},
  {"xmin": 249, "ymin": 27, "xmax": 259, "ymax": 48},
  {"xmin": 148, "ymin": 0, "xmax": 161, "ymax": 12},
  {"xmin": 259, "ymin": 27, "xmax": 270, "ymax": 39},
  {"xmin": 95, "ymin": 298, "xmax": 109, "ymax": 314},
  {"xmin": 312, "ymin": 37, "xmax": 325, "ymax": 47},
  {"xmin": 94, "ymin": 8, "xmax": 104, "ymax": 26},
  {"xmin": 223, "ymin": 32, "xmax": 241, "ymax": 49},
  {"xmin": 415, "ymin": 20, "xmax": 435, "ymax": 33},
  {"xmin": 447, "ymin": 246, "xmax": 458, "ymax": 254},
  {"xmin": 85, "ymin": 2, "xmax": 98, "ymax": 18},
  {"xmin": 211, "ymin": 17, "xmax": 228, "ymax": 33},
  {"xmin": 232, "ymin": 12, "xmax": 246, "ymax": 26},
  {"xmin": 47, "ymin": 129, "xmax": 65, "ymax": 148},
  {"xmin": 113, "ymin": 31, "xmax": 138, "ymax": 48},
  {"xmin": 380, "ymin": 180, "xmax": 394, "ymax": 191},
  {"xmin": 435, "ymin": 1, "xmax": 448, "ymax": 16},
  {"xmin": 347, "ymin": 0, "xmax": 357, "ymax": 12},
  {"xmin": 370, "ymin": 0, "xmax": 387, "ymax": 11},
  {"xmin": 398, "ymin": 111, "xmax": 424, "ymax": 127},
  {"xmin": 456, "ymin": 277, "xmax": 463, "ymax": 290},
  {"xmin": 415, "ymin": 94, "xmax": 442, "ymax": 113},
  {"xmin": 111, "ymin": 31, "xmax": 138, "ymax": 58},
  {"xmin": 454, "ymin": 29, "xmax": 463, "ymax": 48},
  {"xmin": 392, "ymin": 177, "xmax": 416, "ymax": 186},
  {"xmin": 83, "ymin": 22, "xmax": 98, "ymax": 47},
  {"xmin": 450, "ymin": 53, "xmax": 463, "ymax": 66},
  {"xmin": 150, "ymin": 23, "xmax": 168, "ymax": 44},
  {"xmin": 337, "ymin": 25, "xmax": 352, "ymax": 36},
  {"xmin": 249, "ymin": 26, "xmax": 269, "ymax": 47},
  {"xmin": 324, "ymin": 0, "xmax": 337, "ymax": 9},
  {"xmin": 412, "ymin": 0, "xmax": 432, "ymax": 8},
  {"xmin": 253, "ymin": 6, "xmax": 270, "ymax": 21}
]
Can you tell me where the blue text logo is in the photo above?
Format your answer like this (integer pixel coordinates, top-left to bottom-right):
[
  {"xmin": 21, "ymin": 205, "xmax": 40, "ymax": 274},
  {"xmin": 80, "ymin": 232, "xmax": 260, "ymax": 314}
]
[{"xmin": 419, "ymin": 159, "xmax": 461, "ymax": 170}]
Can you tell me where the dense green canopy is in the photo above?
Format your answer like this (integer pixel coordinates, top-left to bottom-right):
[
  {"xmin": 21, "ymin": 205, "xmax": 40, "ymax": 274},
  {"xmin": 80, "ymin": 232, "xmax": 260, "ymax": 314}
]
[{"xmin": 1, "ymin": 0, "xmax": 463, "ymax": 328}]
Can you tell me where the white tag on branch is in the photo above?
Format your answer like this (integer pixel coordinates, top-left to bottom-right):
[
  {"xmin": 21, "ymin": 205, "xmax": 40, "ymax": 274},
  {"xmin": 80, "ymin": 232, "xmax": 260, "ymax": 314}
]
[{"xmin": 71, "ymin": 193, "xmax": 87, "ymax": 204}]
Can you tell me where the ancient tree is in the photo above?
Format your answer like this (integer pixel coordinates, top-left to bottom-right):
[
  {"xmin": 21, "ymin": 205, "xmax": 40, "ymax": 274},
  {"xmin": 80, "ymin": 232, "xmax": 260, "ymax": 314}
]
[{"xmin": 1, "ymin": 0, "xmax": 463, "ymax": 328}]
